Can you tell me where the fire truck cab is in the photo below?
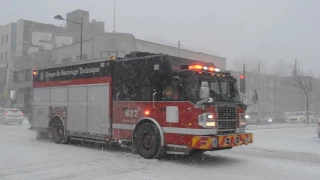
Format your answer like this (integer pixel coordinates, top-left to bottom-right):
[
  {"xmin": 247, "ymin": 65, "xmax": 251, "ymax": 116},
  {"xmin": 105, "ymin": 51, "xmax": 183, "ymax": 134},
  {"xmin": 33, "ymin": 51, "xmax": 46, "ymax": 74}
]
[{"xmin": 31, "ymin": 52, "xmax": 252, "ymax": 159}]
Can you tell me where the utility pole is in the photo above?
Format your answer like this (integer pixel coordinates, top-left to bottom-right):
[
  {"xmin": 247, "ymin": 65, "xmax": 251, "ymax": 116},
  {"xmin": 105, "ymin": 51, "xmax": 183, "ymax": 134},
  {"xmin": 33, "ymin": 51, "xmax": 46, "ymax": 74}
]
[
  {"xmin": 113, "ymin": 0, "xmax": 116, "ymax": 32},
  {"xmin": 293, "ymin": 59, "xmax": 298, "ymax": 75},
  {"xmin": 178, "ymin": 41, "xmax": 180, "ymax": 57},
  {"xmin": 80, "ymin": 17, "xmax": 83, "ymax": 60},
  {"xmin": 257, "ymin": 63, "xmax": 260, "ymax": 111}
]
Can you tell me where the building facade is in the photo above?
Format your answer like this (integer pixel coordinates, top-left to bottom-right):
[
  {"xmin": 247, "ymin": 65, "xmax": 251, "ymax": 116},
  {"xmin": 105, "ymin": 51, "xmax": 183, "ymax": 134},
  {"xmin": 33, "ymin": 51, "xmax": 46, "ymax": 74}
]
[
  {"xmin": 0, "ymin": 9, "xmax": 105, "ymax": 107},
  {"xmin": 232, "ymin": 70, "xmax": 320, "ymax": 114},
  {"xmin": 8, "ymin": 27, "xmax": 225, "ymax": 113}
]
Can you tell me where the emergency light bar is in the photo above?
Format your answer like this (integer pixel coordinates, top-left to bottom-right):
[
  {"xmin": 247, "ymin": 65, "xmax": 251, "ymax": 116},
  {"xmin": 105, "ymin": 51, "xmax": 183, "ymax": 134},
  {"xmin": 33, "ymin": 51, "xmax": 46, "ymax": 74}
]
[
  {"xmin": 186, "ymin": 64, "xmax": 221, "ymax": 72},
  {"xmin": 181, "ymin": 64, "xmax": 227, "ymax": 73}
]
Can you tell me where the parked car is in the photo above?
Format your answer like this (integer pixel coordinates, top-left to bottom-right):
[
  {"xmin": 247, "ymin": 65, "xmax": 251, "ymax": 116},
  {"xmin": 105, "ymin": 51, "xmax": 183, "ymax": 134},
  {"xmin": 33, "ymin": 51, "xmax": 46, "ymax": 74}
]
[
  {"xmin": 245, "ymin": 111, "xmax": 263, "ymax": 125},
  {"xmin": 0, "ymin": 108, "xmax": 24, "ymax": 125},
  {"xmin": 261, "ymin": 114, "xmax": 273, "ymax": 125},
  {"xmin": 267, "ymin": 111, "xmax": 286, "ymax": 123},
  {"xmin": 287, "ymin": 111, "xmax": 315, "ymax": 124},
  {"xmin": 284, "ymin": 112, "xmax": 294, "ymax": 122}
]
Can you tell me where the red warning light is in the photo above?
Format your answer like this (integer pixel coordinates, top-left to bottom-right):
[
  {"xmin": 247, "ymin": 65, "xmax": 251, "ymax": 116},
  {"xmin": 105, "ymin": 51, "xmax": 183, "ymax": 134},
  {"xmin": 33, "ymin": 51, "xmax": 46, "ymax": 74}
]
[{"xmin": 240, "ymin": 74, "xmax": 245, "ymax": 79}]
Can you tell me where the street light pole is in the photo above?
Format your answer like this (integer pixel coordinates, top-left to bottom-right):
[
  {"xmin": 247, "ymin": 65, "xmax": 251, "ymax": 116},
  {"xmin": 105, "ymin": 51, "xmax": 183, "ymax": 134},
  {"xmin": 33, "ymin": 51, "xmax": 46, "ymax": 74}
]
[
  {"xmin": 54, "ymin": 15, "xmax": 83, "ymax": 60},
  {"xmin": 80, "ymin": 17, "xmax": 83, "ymax": 60}
]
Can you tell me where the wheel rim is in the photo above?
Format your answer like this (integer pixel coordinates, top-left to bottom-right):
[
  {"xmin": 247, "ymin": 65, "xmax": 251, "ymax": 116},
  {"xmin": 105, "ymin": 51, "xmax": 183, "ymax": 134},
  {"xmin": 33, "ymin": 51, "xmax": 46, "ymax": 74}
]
[
  {"xmin": 141, "ymin": 133, "xmax": 153, "ymax": 151},
  {"xmin": 52, "ymin": 121, "xmax": 63, "ymax": 139}
]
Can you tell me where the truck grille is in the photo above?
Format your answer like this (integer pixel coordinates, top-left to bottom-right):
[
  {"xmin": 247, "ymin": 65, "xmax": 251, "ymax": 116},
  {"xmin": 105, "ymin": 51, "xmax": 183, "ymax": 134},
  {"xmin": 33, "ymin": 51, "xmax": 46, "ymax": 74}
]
[
  {"xmin": 217, "ymin": 107, "xmax": 236, "ymax": 120},
  {"xmin": 217, "ymin": 106, "xmax": 237, "ymax": 133},
  {"xmin": 218, "ymin": 121, "xmax": 237, "ymax": 131}
]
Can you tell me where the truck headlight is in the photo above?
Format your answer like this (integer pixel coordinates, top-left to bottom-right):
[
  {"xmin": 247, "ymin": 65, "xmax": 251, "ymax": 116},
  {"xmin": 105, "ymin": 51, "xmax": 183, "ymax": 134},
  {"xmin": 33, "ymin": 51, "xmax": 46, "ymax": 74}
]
[
  {"xmin": 239, "ymin": 113, "xmax": 247, "ymax": 128},
  {"xmin": 198, "ymin": 113, "xmax": 216, "ymax": 128},
  {"xmin": 268, "ymin": 119, "xmax": 272, "ymax": 122}
]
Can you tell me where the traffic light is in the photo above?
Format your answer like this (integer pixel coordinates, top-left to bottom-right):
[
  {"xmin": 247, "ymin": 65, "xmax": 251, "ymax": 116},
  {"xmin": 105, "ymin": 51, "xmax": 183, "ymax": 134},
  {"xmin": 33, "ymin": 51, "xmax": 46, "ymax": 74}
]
[{"xmin": 240, "ymin": 74, "xmax": 245, "ymax": 93}]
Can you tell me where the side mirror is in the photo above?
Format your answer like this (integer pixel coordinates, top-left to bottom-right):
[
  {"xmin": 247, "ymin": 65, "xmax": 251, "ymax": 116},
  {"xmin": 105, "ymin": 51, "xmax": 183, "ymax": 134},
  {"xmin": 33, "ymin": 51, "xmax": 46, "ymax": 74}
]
[{"xmin": 200, "ymin": 81, "xmax": 210, "ymax": 100}]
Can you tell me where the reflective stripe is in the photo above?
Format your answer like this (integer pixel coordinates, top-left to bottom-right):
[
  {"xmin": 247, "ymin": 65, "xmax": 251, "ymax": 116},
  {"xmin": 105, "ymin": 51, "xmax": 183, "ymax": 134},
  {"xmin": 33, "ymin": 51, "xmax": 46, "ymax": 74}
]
[
  {"xmin": 111, "ymin": 123, "xmax": 134, "ymax": 130},
  {"xmin": 162, "ymin": 127, "xmax": 217, "ymax": 135},
  {"xmin": 111, "ymin": 123, "xmax": 217, "ymax": 135}
]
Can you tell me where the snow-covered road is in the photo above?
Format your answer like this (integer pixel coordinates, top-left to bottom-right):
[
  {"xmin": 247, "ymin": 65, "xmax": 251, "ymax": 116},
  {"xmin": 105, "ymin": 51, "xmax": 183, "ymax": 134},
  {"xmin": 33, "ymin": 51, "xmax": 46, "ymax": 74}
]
[{"xmin": 0, "ymin": 121, "xmax": 319, "ymax": 180}]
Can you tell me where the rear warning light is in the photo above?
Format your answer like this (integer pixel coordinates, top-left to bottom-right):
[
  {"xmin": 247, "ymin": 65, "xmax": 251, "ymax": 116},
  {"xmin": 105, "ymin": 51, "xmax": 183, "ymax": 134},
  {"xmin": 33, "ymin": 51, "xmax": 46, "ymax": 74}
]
[
  {"xmin": 5, "ymin": 112, "xmax": 8, "ymax": 116},
  {"xmin": 21, "ymin": 113, "xmax": 24, "ymax": 117}
]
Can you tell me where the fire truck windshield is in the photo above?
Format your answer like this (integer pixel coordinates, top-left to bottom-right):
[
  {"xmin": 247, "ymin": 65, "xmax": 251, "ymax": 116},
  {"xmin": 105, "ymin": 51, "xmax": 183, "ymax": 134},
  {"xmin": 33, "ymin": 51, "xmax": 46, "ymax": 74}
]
[{"xmin": 180, "ymin": 73, "xmax": 241, "ymax": 104}]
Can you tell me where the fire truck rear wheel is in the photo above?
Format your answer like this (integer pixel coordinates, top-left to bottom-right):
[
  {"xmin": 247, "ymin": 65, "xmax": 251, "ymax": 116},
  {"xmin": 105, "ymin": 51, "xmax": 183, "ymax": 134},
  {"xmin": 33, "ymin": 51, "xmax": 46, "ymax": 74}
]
[
  {"xmin": 133, "ymin": 122, "xmax": 161, "ymax": 159},
  {"xmin": 50, "ymin": 118, "xmax": 68, "ymax": 144}
]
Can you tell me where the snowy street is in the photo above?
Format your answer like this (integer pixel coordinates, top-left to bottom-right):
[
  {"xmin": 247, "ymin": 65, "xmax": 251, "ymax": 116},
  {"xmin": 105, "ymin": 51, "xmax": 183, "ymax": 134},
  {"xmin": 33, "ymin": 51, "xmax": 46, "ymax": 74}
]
[{"xmin": 0, "ymin": 121, "xmax": 319, "ymax": 180}]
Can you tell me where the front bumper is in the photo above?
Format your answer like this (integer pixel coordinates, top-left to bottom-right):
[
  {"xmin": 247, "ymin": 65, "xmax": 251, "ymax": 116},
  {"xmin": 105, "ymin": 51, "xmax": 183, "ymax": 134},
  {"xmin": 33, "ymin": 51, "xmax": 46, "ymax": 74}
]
[{"xmin": 191, "ymin": 133, "xmax": 253, "ymax": 150}]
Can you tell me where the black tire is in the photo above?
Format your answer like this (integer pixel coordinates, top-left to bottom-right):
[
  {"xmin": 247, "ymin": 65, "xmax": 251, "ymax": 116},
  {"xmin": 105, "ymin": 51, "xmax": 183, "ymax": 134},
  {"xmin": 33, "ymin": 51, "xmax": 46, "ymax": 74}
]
[
  {"xmin": 318, "ymin": 134, "xmax": 320, "ymax": 138},
  {"xmin": 50, "ymin": 118, "xmax": 68, "ymax": 144},
  {"xmin": 133, "ymin": 122, "xmax": 161, "ymax": 159}
]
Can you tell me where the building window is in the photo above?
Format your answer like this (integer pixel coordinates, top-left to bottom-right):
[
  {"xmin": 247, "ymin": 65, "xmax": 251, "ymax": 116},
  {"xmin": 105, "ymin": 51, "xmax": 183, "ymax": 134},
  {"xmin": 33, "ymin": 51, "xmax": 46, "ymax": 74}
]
[
  {"xmin": 1, "ymin": 36, "xmax": 3, "ymax": 44},
  {"xmin": 269, "ymin": 80, "xmax": 273, "ymax": 87},
  {"xmin": 279, "ymin": 92, "xmax": 283, "ymax": 99},
  {"xmin": 269, "ymin": 104, "xmax": 273, "ymax": 111},
  {"xmin": 25, "ymin": 69, "xmax": 32, "ymax": 82},
  {"xmin": 13, "ymin": 70, "xmax": 24, "ymax": 83},
  {"xmin": 0, "ymin": 53, "xmax": 2, "ymax": 61},
  {"xmin": 264, "ymin": 79, "xmax": 267, "ymax": 87},
  {"xmin": 61, "ymin": 57, "xmax": 72, "ymax": 63},
  {"xmin": 109, "ymin": 51, "xmax": 117, "ymax": 57},
  {"xmin": 117, "ymin": 51, "xmax": 126, "ymax": 58},
  {"xmin": 278, "ymin": 81, "xmax": 282, "ymax": 88},
  {"xmin": 264, "ymin": 91, "xmax": 267, "ymax": 98},
  {"xmin": 6, "ymin": 34, "xmax": 8, "ymax": 43},
  {"xmin": 250, "ymin": 77, "xmax": 253, "ymax": 85},
  {"xmin": 269, "ymin": 91, "xmax": 273, "ymax": 99},
  {"xmin": 76, "ymin": 54, "xmax": 88, "ymax": 60},
  {"xmin": 5, "ymin": 52, "xmax": 7, "ymax": 60}
]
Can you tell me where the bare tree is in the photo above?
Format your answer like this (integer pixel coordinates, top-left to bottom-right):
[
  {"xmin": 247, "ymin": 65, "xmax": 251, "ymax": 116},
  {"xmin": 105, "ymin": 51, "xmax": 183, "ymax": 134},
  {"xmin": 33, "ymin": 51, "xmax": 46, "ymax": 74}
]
[
  {"xmin": 231, "ymin": 56, "xmax": 268, "ymax": 73},
  {"xmin": 268, "ymin": 59, "xmax": 291, "ymax": 77},
  {"xmin": 287, "ymin": 69, "xmax": 315, "ymax": 125}
]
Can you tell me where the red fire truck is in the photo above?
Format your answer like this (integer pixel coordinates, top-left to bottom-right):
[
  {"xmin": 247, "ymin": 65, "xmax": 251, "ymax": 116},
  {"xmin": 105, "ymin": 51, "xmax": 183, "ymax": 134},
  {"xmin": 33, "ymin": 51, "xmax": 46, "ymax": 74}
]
[{"xmin": 31, "ymin": 52, "xmax": 252, "ymax": 159}]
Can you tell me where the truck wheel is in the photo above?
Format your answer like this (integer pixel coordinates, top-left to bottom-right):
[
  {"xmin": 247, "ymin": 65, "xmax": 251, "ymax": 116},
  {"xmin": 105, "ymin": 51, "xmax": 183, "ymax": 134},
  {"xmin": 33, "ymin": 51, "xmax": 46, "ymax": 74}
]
[
  {"xmin": 50, "ymin": 118, "xmax": 68, "ymax": 144},
  {"xmin": 133, "ymin": 122, "xmax": 161, "ymax": 159}
]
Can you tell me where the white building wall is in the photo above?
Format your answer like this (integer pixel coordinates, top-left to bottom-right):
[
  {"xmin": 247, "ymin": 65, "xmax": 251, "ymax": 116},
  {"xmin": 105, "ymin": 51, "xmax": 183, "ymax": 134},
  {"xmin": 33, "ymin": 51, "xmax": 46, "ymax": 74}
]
[
  {"xmin": 92, "ymin": 33, "xmax": 136, "ymax": 58},
  {"xmin": 0, "ymin": 23, "xmax": 13, "ymax": 88},
  {"xmin": 135, "ymin": 40, "xmax": 226, "ymax": 69},
  {"xmin": 52, "ymin": 40, "xmax": 93, "ymax": 64}
]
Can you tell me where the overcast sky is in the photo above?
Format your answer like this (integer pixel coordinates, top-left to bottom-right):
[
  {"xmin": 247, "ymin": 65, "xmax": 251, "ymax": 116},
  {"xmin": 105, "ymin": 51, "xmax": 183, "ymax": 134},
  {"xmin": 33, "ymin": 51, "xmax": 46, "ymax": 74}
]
[{"xmin": 1, "ymin": 0, "xmax": 319, "ymax": 72}]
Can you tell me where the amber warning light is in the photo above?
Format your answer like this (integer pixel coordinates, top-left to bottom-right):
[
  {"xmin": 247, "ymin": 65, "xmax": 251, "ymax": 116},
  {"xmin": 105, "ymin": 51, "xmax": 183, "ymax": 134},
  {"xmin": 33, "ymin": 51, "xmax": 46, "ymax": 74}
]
[
  {"xmin": 33, "ymin": 71, "xmax": 38, "ymax": 76},
  {"xmin": 182, "ymin": 64, "xmax": 221, "ymax": 72}
]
